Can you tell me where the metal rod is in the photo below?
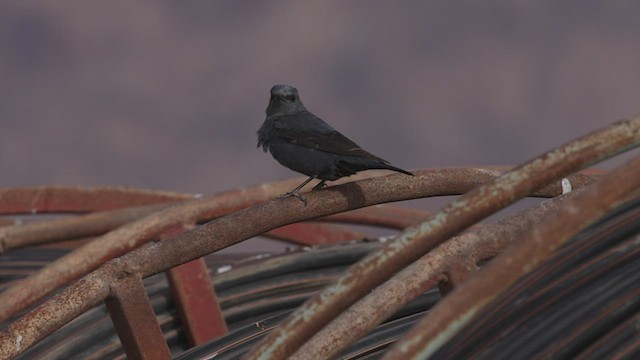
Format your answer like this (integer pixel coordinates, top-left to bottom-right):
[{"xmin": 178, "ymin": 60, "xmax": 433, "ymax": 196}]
[
  {"xmin": 0, "ymin": 167, "xmax": 554, "ymax": 359},
  {"xmin": 105, "ymin": 274, "xmax": 171, "ymax": 360},
  {"xmin": 0, "ymin": 115, "xmax": 636, "ymax": 358},
  {"xmin": 244, "ymin": 116, "xmax": 640, "ymax": 359},
  {"xmin": 166, "ymin": 258, "xmax": 228, "ymax": 345},
  {"xmin": 0, "ymin": 185, "xmax": 192, "ymax": 215},
  {"xmin": 290, "ymin": 188, "xmax": 585, "ymax": 359},
  {"xmin": 383, "ymin": 156, "xmax": 640, "ymax": 359},
  {"xmin": 0, "ymin": 168, "xmax": 551, "ymax": 324}
]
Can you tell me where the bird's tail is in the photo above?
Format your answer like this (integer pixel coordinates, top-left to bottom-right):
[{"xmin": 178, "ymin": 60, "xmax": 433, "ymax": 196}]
[{"xmin": 378, "ymin": 163, "xmax": 414, "ymax": 176}]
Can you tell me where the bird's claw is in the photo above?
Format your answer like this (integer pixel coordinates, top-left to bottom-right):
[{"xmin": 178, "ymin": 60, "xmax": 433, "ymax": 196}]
[
  {"xmin": 277, "ymin": 191, "xmax": 308, "ymax": 206},
  {"xmin": 312, "ymin": 181, "xmax": 327, "ymax": 191}
]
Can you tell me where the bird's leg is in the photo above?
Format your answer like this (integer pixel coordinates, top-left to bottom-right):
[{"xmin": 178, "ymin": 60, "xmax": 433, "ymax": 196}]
[
  {"xmin": 312, "ymin": 180, "xmax": 327, "ymax": 191},
  {"xmin": 277, "ymin": 176, "xmax": 315, "ymax": 205}
]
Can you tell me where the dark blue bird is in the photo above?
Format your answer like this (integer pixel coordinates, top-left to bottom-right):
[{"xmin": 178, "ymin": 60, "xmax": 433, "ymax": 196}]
[{"xmin": 258, "ymin": 85, "xmax": 413, "ymax": 204}]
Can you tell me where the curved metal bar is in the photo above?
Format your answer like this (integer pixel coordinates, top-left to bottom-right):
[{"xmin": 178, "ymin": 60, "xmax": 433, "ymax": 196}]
[
  {"xmin": 0, "ymin": 167, "xmax": 560, "ymax": 323},
  {"xmin": 318, "ymin": 204, "xmax": 432, "ymax": 229},
  {"xmin": 0, "ymin": 186, "xmax": 193, "ymax": 215},
  {"xmin": 383, "ymin": 155, "xmax": 640, "ymax": 360},
  {"xmin": 0, "ymin": 177, "xmax": 305, "ymax": 322},
  {"xmin": 0, "ymin": 166, "xmax": 579, "ymax": 359},
  {"xmin": 290, "ymin": 188, "xmax": 585, "ymax": 359},
  {"xmin": 244, "ymin": 116, "xmax": 640, "ymax": 359},
  {"xmin": 0, "ymin": 114, "xmax": 635, "ymax": 358},
  {"xmin": 0, "ymin": 169, "xmax": 598, "ymax": 254},
  {"xmin": 0, "ymin": 204, "xmax": 169, "ymax": 253},
  {"xmin": 0, "ymin": 204, "xmax": 427, "ymax": 253}
]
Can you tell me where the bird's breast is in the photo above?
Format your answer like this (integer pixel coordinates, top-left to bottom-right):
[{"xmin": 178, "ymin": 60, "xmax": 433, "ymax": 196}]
[{"xmin": 257, "ymin": 119, "xmax": 276, "ymax": 151}]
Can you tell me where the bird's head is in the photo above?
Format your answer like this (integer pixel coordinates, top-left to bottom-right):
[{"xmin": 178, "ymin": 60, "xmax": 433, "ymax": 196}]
[{"xmin": 266, "ymin": 84, "xmax": 307, "ymax": 116}]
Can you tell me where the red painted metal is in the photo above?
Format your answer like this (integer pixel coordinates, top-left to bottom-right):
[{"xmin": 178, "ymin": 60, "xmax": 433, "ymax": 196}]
[
  {"xmin": 0, "ymin": 112, "xmax": 634, "ymax": 359},
  {"xmin": 166, "ymin": 258, "xmax": 228, "ymax": 346},
  {"xmin": 0, "ymin": 177, "xmax": 303, "ymax": 323},
  {"xmin": 0, "ymin": 204, "xmax": 424, "ymax": 255},
  {"xmin": 0, "ymin": 204, "xmax": 168, "ymax": 253},
  {"xmin": 0, "ymin": 168, "xmax": 534, "ymax": 324},
  {"xmin": 162, "ymin": 223, "xmax": 228, "ymax": 346},
  {"xmin": 0, "ymin": 167, "xmax": 508, "ymax": 358},
  {"xmin": 320, "ymin": 205, "xmax": 430, "ymax": 229},
  {"xmin": 0, "ymin": 165, "xmax": 615, "ymax": 359},
  {"xmin": 245, "ymin": 117, "xmax": 640, "ymax": 359},
  {"xmin": 266, "ymin": 222, "xmax": 367, "ymax": 245},
  {"xmin": 105, "ymin": 274, "xmax": 171, "ymax": 360},
  {"xmin": 0, "ymin": 186, "xmax": 192, "ymax": 215},
  {"xmin": 0, "ymin": 269, "xmax": 111, "ymax": 359},
  {"xmin": 291, "ymin": 189, "xmax": 585, "ymax": 359},
  {"xmin": 384, "ymin": 157, "xmax": 640, "ymax": 359}
]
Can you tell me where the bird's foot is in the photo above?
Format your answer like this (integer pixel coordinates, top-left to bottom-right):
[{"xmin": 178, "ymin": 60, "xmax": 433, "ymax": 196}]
[
  {"xmin": 277, "ymin": 191, "xmax": 308, "ymax": 206},
  {"xmin": 312, "ymin": 180, "xmax": 327, "ymax": 191}
]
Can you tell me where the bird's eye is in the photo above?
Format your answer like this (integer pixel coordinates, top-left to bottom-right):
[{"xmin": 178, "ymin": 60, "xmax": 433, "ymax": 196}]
[{"xmin": 286, "ymin": 95, "xmax": 296, "ymax": 101}]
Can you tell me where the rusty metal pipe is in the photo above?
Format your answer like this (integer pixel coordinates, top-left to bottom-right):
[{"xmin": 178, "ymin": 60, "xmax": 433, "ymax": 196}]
[
  {"xmin": 0, "ymin": 269, "xmax": 111, "ymax": 359},
  {"xmin": 2, "ymin": 196, "xmax": 422, "ymax": 255},
  {"xmin": 0, "ymin": 204, "xmax": 419, "ymax": 254},
  {"xmin": 318, "ymin": 205, "xmax": 432, "ymax": 229},
  {"xmin": 291, "ymin": 189, "xmax": 585, "ymax": 360},
  {"xmin": 383, "ymin": 156, "xmax": 640, "ymax": 359},
  {"xmin": 264, "ymin": 222, "xmax": 369, "ymax": 245},
  {"xmin": 0, "ymin": 167, "xmax": 563, "ymax": 324},
  {"xmin": 244, "ymin": 116, "xmax": 640, "ymax": 359},
  {"xmin": 0, "ymin": 167, "xmax": 588, "ymax": 359},
  {"xmin": 0, "ymin": 177, "xmax": 306, "ymax": 322},
  {"xmin": 0, "ymin": 168, "xmax": 601, "ymax": 254},
  {"xmin": 0, "ymin": 204, "xmax": 170, "ymax": 253},
  {"xmin": 105, "ymin": 274, "xmax": 171, "ymax": 360},
  {"xmin": 0, "ymin": 186, "xmax": 192, "ymax": 215},
  {"xmin": 166, "ymin": 258, "xmax": 228, "ymax": 346},
  {"xmin": 0, "ymin": 116, "xmax": 631, "ymax": 359}
]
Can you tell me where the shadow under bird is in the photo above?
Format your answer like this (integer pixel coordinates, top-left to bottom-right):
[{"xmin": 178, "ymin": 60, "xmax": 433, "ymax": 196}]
[{"xmin": 257, "ymin": 84, "xmax": 413, "ymax": 204}]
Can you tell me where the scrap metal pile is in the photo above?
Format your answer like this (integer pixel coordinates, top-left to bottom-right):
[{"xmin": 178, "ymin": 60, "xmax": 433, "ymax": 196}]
[{"xmin": 1, "ymin": 116, "xmax": 639, "ymax": 359}]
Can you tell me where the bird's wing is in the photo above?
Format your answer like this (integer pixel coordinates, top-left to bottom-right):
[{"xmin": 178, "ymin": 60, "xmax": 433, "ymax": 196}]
[{"xmin": 273, "ymin": 113, "xmax": 388, "ymax": 162}]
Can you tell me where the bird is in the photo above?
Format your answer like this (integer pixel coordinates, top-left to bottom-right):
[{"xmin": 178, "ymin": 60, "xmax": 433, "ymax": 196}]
[{"xmin": 257, "ymin": 84, "xmax": 413, "ymax": 204}]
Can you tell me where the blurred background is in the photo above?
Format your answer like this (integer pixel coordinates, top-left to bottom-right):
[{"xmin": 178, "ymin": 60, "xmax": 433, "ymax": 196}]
[{"xmin": 2, "ymin": 1, "xmax": 640, "ymax": 194}]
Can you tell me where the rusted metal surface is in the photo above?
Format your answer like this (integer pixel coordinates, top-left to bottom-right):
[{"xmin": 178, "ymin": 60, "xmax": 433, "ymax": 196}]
[
  {"xmin": 0, "ymin": 167, "xmax": 563, "ymax": 325},
  {"xmin": 290, "ymin": 189, "xmax": 585, "ymax": 360},
  {"xmin": 2, "ymin": 250, "xmax": 251, "ymax": 359},
  {"xmin": 5, "ymin": 212, "xmax": 637, "ymax": 360},
  {"xmin": 0, "ymin": 169, "xmax": 600, "ymax": 252},
  {"xmin": 433, "ymin": 200, "xmax": 640, "ymax": 359},
  {"xmin": 0, "ymin": 177, "xmax": 305, "ymax": 323},
  {"xmin": 163, "ymin": 222, "xmax": 228, "ymax": 346},
  {"xmin": 320, "ymin": 205, "xmax": 431, "ymax": 229},
  {"xmin": 105, "ymin": 273, "xmax": 171, "ymax": 360},
  {"xmin": 0, "ymin": 165, "xmax": 620, "ymax": 359},
  {"xmin": 1, "ymin": 243, "xmax": 380, "ymax": 359},
  {"xmin": 0, "ymin": 185, "xmax": 192, "ymax": 215},
  {"xmin": 132, "ymin": 167, "xmax": 601, "ymax": 282},
  {"xmin": 0, "ymin": 166, "xmax": 566, "ymax": 359},
  {"xmin": 0, "ymin": 116, "xmax": 636, "ymax": 359},
  {"xmin": 0, "ymin": 219, "xmax": 14, "ymax": 227},
  {"xmin": 383, "ymin": 156, "xmax": 640, "ymax": 359},
  {"xmin": 265, "ymin": 222, "xmax": 368, "ymax": 245},
  {"xmin": 176, "ymin": 195, "xmax": 640, "ymax": 359},
  {"xmin": 0, "ymin": 204, "xmax": 168, "ymax": 253},
  {"xmin": 0, "ymin": 269, "xmax": 110, "ymax": 359},
  {"xmin": 243, "ymin": 116, "xmax": 640, "ymax": 359},
  {"xmin": 167, "ymin": 257, "xmax": 228, "ymax": 346},
  {"xmin": 0, "ymin": 204, "xmax": 427, "ymax": 255}
]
